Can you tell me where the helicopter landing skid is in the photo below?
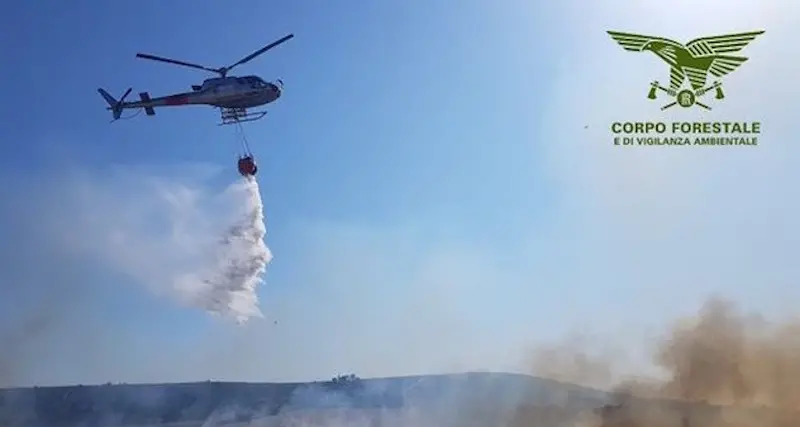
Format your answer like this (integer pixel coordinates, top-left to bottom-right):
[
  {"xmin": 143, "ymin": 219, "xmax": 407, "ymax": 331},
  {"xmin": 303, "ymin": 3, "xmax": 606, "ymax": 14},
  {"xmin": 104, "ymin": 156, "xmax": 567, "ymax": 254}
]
[{"xmin": 219, "ymin": 107, "xmax": 267, "ymax": 126}]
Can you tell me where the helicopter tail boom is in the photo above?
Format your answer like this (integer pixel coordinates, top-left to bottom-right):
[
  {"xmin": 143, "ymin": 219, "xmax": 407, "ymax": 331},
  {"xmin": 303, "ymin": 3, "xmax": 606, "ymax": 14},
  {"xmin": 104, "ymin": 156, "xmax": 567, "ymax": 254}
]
[{"xmin": 98, "ymin": 88, "xmax": 132, "ymax": 120}]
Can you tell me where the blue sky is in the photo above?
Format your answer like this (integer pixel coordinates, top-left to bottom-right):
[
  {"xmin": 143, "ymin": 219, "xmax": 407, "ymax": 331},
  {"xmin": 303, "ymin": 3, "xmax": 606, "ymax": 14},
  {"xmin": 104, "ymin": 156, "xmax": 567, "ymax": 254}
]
[{"xmin": 1, "ymin": 0, "xmax": 798, "ymax": 387}]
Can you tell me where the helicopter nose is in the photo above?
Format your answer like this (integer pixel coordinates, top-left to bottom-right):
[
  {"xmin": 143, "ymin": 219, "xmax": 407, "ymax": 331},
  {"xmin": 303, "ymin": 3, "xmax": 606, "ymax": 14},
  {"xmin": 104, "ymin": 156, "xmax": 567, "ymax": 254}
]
[{"xmin": 270, "ymin": 83, "xmax": 281, "ymax": 95}]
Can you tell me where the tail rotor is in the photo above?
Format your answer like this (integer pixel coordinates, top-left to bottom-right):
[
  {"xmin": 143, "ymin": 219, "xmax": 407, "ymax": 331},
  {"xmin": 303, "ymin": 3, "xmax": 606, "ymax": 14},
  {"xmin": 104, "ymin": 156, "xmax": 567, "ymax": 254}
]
[{"xmin": 97, "ymin": 87, "xmax": 132, "ymax": 121}]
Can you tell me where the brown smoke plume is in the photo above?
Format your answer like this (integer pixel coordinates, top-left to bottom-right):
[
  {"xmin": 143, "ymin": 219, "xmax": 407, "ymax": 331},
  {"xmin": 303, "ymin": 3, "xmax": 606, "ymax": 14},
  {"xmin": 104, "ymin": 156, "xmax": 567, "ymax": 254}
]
[{"xmin": 526, "ymin": 296, "xmax": 800, "ymax": 427}]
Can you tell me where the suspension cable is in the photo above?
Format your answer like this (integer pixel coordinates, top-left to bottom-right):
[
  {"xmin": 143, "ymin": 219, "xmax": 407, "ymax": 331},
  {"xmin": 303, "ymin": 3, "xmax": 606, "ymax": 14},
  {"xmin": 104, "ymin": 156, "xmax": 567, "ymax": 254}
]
[
  {"xmin": 235, "ymin": 120, "xmax": 253, "ymax": 155},
  {"xmin": 108, "ymin": 108, "xmax": 143, "ymax": 123},
  {"xmin": 119, "ymin": 108, "xmax": 143, "ymax": 120}
]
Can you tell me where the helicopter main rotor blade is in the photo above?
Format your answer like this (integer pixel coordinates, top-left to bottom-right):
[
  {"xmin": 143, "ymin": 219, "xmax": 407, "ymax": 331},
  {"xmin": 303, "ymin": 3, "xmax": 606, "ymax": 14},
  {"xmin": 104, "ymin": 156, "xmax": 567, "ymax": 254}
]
[
  {"xmin": 135, "ymin": 53, "xmax": 220, "ymax": 74},
  {"xmin": 223, "ymin": 33, "xmax": 294, "ymax": 73}
]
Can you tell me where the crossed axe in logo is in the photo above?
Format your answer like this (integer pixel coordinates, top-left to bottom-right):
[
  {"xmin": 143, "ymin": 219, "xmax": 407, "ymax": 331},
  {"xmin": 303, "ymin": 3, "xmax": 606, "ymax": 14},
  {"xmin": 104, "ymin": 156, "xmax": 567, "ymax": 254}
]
[{"xmin": 647, "ymin": 80, "xmax": 725, "ymax": 110}]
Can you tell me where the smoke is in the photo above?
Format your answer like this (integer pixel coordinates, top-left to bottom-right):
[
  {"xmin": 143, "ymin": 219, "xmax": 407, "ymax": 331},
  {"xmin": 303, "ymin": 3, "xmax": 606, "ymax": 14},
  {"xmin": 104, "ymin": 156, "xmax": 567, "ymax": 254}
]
[
  {"xmin": 0, "ymin": 174, "xmax": 104, "ymax": 387},
  {"xmin": 0, "ymin": 308, "xmax": 57, "ymax": 386},
  {"xmin": 57, "ymin": 165, "xmax": 273, "ymax": 325},
  {"xmin": 174, "ymin": 176, "xmax": 273, "ymax": 324},
  {"xmin": 527, "ymin": 296, "xmax": 800, "ymax": 427}
]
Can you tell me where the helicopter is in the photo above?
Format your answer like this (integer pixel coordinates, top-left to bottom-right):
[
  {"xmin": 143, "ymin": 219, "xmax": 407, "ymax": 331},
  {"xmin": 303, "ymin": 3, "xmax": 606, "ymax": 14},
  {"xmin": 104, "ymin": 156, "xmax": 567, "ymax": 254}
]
[{"xmin": 98, "ymin": 33, "xmax": 293, "ymax": 126}]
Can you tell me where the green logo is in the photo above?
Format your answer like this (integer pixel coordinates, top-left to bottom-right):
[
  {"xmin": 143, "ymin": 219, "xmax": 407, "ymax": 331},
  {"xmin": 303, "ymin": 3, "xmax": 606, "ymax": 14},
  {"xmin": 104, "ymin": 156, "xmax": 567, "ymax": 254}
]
[{"xmin": 607, "ymin": 30, "xmax": 764, "ymax": 110}]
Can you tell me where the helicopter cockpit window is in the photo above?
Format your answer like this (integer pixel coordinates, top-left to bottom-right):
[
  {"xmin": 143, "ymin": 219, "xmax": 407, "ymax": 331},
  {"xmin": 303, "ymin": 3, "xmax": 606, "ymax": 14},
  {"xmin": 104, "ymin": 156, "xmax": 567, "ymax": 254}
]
[
  {"xmin": 239, "ymin": 76, "xmax": 264, "ymax": 88},
  {"xmin": 243, "ymin": 76, "xmax": 263, "ymax": 87}
]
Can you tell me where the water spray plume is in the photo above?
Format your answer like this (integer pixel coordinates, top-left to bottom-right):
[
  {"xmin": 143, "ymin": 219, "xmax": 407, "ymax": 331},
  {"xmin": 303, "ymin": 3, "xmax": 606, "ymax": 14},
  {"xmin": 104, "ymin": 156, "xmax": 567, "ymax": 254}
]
[{"xmin": 176, "ymin": 176, "xmax": 272, "ymax": 324}]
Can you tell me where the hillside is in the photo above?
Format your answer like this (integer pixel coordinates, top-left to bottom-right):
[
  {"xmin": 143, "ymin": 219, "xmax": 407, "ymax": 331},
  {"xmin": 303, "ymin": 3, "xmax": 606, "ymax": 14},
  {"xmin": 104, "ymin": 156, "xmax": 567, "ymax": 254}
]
[
  {"xmin": 0, "ymin": 372, "xmax": 776, "ymax": 427},
  {"xmin": 0, "ymin": 372, "xmax": 610, "ymax": 426}
]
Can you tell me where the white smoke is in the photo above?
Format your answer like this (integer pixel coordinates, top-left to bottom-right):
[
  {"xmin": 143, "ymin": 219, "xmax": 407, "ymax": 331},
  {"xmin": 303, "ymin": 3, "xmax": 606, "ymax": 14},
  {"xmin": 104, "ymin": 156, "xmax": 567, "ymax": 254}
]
[
  {"xmin": 56, "ymin": 166, "xmax": 273, "ymax": 325},
  {"xmin": 176, "ymin": 176, "xmax": 273, "ymax": 323}
]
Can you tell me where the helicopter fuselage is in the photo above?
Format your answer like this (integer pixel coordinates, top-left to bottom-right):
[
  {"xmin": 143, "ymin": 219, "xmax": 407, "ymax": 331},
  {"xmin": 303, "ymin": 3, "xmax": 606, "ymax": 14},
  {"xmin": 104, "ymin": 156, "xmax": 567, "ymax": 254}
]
[{"xmin": 118, "ymin": 75, "xmax": 281, "ymax": 111}]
